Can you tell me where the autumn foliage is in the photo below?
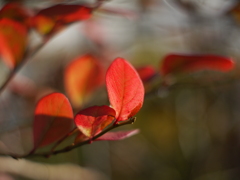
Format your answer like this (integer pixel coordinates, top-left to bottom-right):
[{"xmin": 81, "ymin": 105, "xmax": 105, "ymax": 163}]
[
  {"xmin": 29, "ymin": 58, "xmax": 144, "ymax": 156},
  {"xmin": 0, "ymin": 2, "xmax": 237, "ymax": 160}
]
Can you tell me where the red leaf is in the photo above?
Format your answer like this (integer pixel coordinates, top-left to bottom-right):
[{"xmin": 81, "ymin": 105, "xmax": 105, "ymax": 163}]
[
  {"xmin": 160, "ymin": 54, "xmax": 235, "ymax": 76},
  {"xmin": 30, "ymin": 4, "xmax": 92, "ymax": 35},
  {"xmin": 33, "ymin": 93, "xmax": 74, "ymax": 148},
  {"xmin": 97, "ymin": 129, "xmax": 139, "ymax": 141},
  {"xmin": 0, "ymin": 3, "xmax": 31, "ymax": 24},
  {"xmin": 0, "ymin": 18, "xmax": 28, "ymax": 68},
  {"xmin": 75, "ymin": 105, "xmax": 116, "ymax": 138},
  {"xmin": 106, "ymin": 58, "xmax": 145, "ymax": 121},
  {"xmin": 136, "ymin": 65, "xmax": 156, "ymax": 82},
  {"xmin": 64, "ymin": 55, "xmax": 104, "ymax": 108}
]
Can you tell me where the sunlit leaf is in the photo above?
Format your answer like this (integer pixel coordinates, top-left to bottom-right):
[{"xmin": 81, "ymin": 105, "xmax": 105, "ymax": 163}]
[
  {"xmin": 160, "ymin": 54, "xmax": 235, "ymax": 76},
  {"xmin": 30, "ymin": 4, "xmax": 92, "ymax": 36},
  {"xmin": 64, "ymin": 55, "xmax": 104, "ymax": 108},
  {"xmin": 75, "ymin": 105, "xmax": 116, "ymax": 138},
  {"xmin": 106, "ymin": 58, "xmax": 145, "ymax": 121},
  {"xmin": 0, "ymin": 18, "xmax": 28, "ymax": 68},
  {"xmin": 33, "ymin": 93, "xmax": 74, "ymax": 148},
  {"xmin": 97, "ymin": 129, "xmax": 139, "ymax": 141},
  {"xmin": 0, "ymin": 3, "xmax": 31, "ymax": 24}
]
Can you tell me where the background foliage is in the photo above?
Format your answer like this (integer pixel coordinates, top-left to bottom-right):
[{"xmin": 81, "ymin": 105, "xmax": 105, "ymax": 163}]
[{"xmin": 1, "ymin": 0, "xmax": 240, "ymax": 179}]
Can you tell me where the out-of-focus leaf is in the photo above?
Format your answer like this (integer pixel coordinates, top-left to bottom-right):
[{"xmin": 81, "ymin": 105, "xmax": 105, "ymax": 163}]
[
  {"xmin": 160, "ymin": 54, "xmax": 235, "ymax": 76},
  {"xmin": 0, "ymin": 3, "xmax": 31, "ymax": 24},
  {"xmin": 33, "ymin": 93, "xmax": 74, "ymax": 148},
  {"xmin": 75, "ymin": 105, "xmax": 115, "ymax": 138},
  {"xmin": 106, "ymin": 58, "xmax": 145, "ymax": 121},
  {"xmin": 136, "ymin": 65, "xmax": 156, "ymax": 82},
  {"xmin": 31, "ymin": 15, "xmax": 54, "ymax": 36},
  {"xmin": 97, "ymin": 129, "xmax": 139, "ymax": 141},
  {"xmin": 30, "ymin": 4, "xmax": 92, "ymax": 36},
  {"xmin": 64, "ymin": 55, "xmax": 104, "ymax": 108},
  {"xmin": 0, "ymin": 18, "xmax": 28, "ymax": 68}
]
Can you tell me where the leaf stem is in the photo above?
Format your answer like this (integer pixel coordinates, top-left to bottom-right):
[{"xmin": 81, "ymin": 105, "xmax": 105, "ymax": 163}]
[
  {"xmin": 50, "ymin": 127, "xmax": 79, "ymax": 152},
  {"xmin": 20, "ymin": 117, "xmax": 136, "ymax": 158}
]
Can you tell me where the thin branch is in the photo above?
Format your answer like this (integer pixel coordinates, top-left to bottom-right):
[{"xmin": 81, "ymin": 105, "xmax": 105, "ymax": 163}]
[
  {"xmin": 0, "ymin": 42, "xmax": 45, "ymax": 94},
  {"xmin": 17, "ymin": 117, "xmax": 136, "ymax": 158},
  {"xmin": 0, "ymin": 0, "xmax": 109, "ymax": 94},
  {"xmin": 50, "ymin": 127, "xmax": 79, "ymax": 152},
  {"xmin": 145, "ymin": 74, "xmax": 240, "ymax": 98}
]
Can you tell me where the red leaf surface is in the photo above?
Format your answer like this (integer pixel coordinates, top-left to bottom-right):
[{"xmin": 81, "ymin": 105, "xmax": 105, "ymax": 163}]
[
  {"xmin": 64, "ymin": 55, "xmax": 104, "ymax": 108},
  {"xmin": 30, "ymin": 4, "xmax": 92, "ymax": 35},
  {"xmin": 97, "ymin": 129, "xmax": 139, "ymax": 141},
  {"xmin": 33, "ymin": 93, "xmax": 74, "ymax": 148},
  {"xmin": 160, "ymin": 54, "xmax": 235, "ymax": 76},
  {"xmin": 75, "ymin": 105, "xmax": 116, "ymax": 138},
  {"xmin": 106, "ymin": 58, "xmax": 145, "ymax": 121},
  {"xmin": 137, "ymin": 65, "xmax": 156, "ymax": 82},
  {"xmin": 0, "ymin": 3, "xmax": 31, "ymax": 24},
  {"xmin": 0, "ymin": 18, "xmax": 27, "ymax": 68}
]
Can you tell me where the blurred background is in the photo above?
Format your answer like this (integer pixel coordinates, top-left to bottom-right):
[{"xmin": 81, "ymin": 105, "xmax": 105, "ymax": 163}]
[{"xmin": 1, "ymin": 0, "xmax": 240, "ymax": 179}]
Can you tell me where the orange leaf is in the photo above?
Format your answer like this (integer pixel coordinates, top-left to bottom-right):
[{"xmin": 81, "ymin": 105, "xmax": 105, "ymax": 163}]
[
  {"xmin": 75, "ymin": 105, "xmax": 116, "ymax": 138},
  {"xmin": 31, "ymin": 4, "xmax": 92, "ymax": 35},
  {"xmin": 160, "ymin": 54, "xmax": 235, "ymax": 76},
  {"xmin": 0, "ymin": 18, "xmax": 27, "ymax": 68},
  {"xmin": 33, "ymin": 93, "xmax": 74, "ymax": 148},
  {"xmin": 64, "ymin": 55, "xmax": 104, "ymax": 108},
  {"xmin": 106, "ymin": 58, "xmax": 145, "ymax": 121}
]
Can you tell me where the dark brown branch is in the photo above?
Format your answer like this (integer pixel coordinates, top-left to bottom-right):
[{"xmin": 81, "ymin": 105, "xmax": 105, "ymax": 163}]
[{"xmin": 17, "ymin": 117, "xmax": 136, "ymax": 158}]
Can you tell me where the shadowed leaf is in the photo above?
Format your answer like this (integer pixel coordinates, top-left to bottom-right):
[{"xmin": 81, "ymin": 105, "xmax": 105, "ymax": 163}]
[
  {"xmin": 106, "ymin": 58, "xmax": 145, "ymax": 121},
  {"xmin": 30, "ymin": 4, "xmax": 92, "ymax": 36},
  {"xmin": 75, "ymin": 105, "xmax": 115, "ymax": 138},
  {"xmin": 0, "ymin": 3, "xmax": 31, "ymax": 24},
  {"xmin": 33, "ymin": 93, "xmax": 74, "ymax": 148}
]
